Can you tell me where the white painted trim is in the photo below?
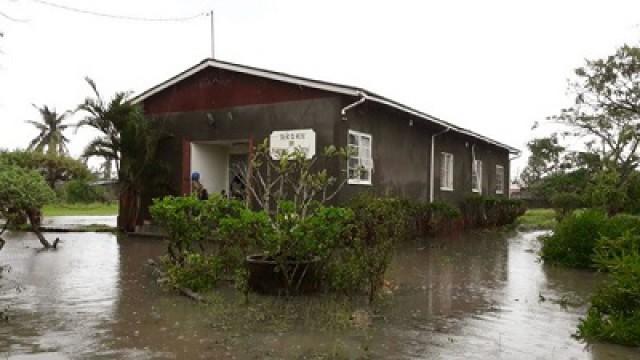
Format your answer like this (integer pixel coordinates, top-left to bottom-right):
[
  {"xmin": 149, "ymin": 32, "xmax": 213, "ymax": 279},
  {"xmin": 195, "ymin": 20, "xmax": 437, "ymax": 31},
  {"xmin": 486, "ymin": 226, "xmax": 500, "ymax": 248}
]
[
  {"xmin": 472, "ymin": 159, "xmax": 482, "ymax": 194},
  {"xmin": 440, "ymin": 152, "xmax": 454, "ymax": 191},
  {"xmin": 347, "ymin": 129, "xmax": 373, "ymax": 186},
  {"xmin": 495, "ymin": 164, "xmax": 505, "ymax": 195},
  {"xmin": 132, "ymin": 59, "xmax": 520, "ymax": 154}
]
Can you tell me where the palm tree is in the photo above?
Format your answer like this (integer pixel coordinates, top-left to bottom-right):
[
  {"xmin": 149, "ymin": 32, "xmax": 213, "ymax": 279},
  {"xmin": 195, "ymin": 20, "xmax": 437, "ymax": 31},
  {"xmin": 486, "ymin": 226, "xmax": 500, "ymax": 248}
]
[
  {"xmin": 26, "ymin": 105, "xmax": 72, "ymax": 155},
  {"xmin": 76, "ymin": 77, "xmax": 135, "ymax": 174},
  {"xmin": 76, "ymin": 76, "xmax": 170, "ymax": 231}
]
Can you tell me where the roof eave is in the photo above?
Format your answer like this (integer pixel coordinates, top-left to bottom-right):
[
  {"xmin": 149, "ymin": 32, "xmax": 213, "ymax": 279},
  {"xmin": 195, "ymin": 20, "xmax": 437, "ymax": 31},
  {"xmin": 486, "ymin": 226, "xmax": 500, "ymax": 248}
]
[{"xmin": 131, "ymin": 59, "xmax": 520, "ymax": 154}]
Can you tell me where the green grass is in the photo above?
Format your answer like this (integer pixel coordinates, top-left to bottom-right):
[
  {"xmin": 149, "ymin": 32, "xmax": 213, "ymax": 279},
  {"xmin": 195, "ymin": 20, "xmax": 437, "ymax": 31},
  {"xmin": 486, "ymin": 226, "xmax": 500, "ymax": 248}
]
[
  {"xmin": 42, "ymin": 202, "xmax": 119, "ymax": 216},
  {"xmin": 516, "ymin": 208, "xmax": 557, "ymax": 231}
]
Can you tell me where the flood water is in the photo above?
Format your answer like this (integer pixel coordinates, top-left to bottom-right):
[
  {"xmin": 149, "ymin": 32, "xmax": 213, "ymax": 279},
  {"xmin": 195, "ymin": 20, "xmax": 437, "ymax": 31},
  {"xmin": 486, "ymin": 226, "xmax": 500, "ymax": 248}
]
[{"xmin": 1, "ymin": 229, "xmax": 639, "ymax": 359}]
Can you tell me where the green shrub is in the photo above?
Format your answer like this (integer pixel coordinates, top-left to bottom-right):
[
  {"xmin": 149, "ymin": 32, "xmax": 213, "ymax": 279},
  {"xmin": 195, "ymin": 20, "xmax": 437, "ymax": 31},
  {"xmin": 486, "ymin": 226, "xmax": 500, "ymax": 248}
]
[
  {"xmin": 344, "ymin": 194, "xmax": 409, "ymax": 301},
  {"xmin": 550, "ymin": 192, "xmax": 584, "ymax": 220},
  {"xmin": 411, "ymin": 201, "xmax": 461, "ymax": 236},
  {"xmin": 593, "ymin": 231, "xmax": 640, "ymax": 272},
  {"xmin": 461, "ymin": 196, "xmax": 526, "ymax": 228},
  {"xmin": 0, "ymin": 149, "xmax": 92, "ymax": 189},
  {"xmin": 577, "ymin": 253, "xmax": 640, "ymax": 346},
  {"xmin": 461, "ymin": 195, "xmax": 486, "ymax": 227},
  {"xmin": 599, "ymin": 214, "xmax": 640, "ymax": 240},
  {"xmin": 150, "ymin": 195, "xmax": 252, "ymax": 269},
  {"xmin": 540, "ymin": 209, "xmax": 608, "ymax": 268},
  {"xmin": 63, "ymin": 179, "xmax": 105, "ymax": 203},
  {"xmin": 165, "ymin": 253, "xmax": 223, "ymax": 292}
]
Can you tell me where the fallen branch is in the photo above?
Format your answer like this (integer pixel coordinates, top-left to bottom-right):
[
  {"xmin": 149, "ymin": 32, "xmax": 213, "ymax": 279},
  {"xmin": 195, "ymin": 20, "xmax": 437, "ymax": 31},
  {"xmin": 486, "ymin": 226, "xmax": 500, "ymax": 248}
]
[
  {"xmin": 178, "ymin": 287, "xmax": 206, "ymax": 303},
  {"xmin": 146, "ymin": 258, "xmax": 207, "ymax": 303}
]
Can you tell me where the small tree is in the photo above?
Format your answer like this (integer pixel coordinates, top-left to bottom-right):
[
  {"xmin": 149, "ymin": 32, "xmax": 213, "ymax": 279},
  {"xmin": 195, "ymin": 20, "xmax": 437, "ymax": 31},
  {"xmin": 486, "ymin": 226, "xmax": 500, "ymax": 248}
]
[
  {"xmin": 76, "ymin": 77, "xmax": 170, "ymax": 231},
  {"xmin": 520, "ymin": 135, "xmax": 567, "ymax": 187},
  {"xmin": 0, "ymin": 165, "xmax": 57, "ymax": 248},
  {"xmin": 0, "ymin": 149, "xmax": 92, "ymax": 189},
  {"xmin": 549, "ymin": 45, "xmax": 640, "ymax": 188},
  {"xmin": 240, "ymin": 139, "xmax": 349, "ymax": 217}
]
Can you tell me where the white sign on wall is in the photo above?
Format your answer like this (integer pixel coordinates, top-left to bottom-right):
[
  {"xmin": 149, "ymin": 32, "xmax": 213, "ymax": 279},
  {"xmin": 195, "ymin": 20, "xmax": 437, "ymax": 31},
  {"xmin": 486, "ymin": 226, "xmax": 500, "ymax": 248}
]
[{"xmin": 269, "ymin": 129, "xmax": 316, "ymax": 160}]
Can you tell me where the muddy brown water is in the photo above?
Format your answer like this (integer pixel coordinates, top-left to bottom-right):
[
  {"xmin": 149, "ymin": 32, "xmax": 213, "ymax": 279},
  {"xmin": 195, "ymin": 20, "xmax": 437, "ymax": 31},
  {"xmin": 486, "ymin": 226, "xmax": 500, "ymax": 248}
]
[{"xmin": 1, "ymin": 229, "xmax": 639, "ymax": 359}]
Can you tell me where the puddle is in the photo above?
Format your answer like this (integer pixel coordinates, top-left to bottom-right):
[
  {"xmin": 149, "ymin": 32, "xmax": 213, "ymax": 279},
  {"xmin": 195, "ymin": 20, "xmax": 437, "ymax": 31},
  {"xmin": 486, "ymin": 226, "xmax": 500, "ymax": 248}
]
[
  {"xmin": 0, "ymin": 230, "xmax": 638, "ymax": 359},
  {"xmin": 39, "ymin": 216, "xmax": 117, "ymax": 230}
]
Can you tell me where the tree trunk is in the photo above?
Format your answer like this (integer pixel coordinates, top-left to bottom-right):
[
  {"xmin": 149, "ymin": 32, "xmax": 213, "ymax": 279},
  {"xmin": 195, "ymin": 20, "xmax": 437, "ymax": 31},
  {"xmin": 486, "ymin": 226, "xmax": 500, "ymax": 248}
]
[
  {"xmin": 119, "ymin": 188, "xmax": 140, "ymax": 232},
  {"xmin": 26, "ymin": 210, "xmax": 52, "ymax": 248}
]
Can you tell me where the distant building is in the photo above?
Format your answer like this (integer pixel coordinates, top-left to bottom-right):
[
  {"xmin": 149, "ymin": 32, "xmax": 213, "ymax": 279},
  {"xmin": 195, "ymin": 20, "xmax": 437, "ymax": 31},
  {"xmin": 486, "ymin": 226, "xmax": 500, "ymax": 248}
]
[{"xmin": 125, "ymin": 59, "xmax": 519, "ymax": 224}]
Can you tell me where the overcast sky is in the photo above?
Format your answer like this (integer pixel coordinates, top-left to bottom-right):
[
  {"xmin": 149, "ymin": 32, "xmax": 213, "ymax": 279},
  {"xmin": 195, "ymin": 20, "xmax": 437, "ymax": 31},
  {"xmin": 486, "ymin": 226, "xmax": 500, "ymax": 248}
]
[{"xmin": 2, "ymin": 0, "xmax": 640, "ymax": 177}]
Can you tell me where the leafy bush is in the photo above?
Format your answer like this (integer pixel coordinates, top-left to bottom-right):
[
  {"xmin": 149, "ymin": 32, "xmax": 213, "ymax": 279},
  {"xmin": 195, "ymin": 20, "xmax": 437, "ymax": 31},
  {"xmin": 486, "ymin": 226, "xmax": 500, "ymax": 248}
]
[
  {"xmin": 0, "ymin": 149, "xmax": 92, "ymax": 188},
  {"xmin": 541, "ymin": 212, "xmax": 640, "ymax": 269},
  {"xmin": 341, "ymin": 194, "xmax": 409, "ymax": 301},
  {"xmin": 150, "ymin": 195, "xmax": 251, "ymax": 268},
  {"xmin": 411, "ymin": 201, "xmax": 462, "ymax": 236},
  {"xmin": 550, "ymin": 192, "xmax": 584, "ymax": 220},
  {"xmin": 599, "ymin": 214, "xmax": 640, "ymax": 241},
  {"xmin": 586, "ymin": 169, "xmax": 628, "ymax": 215},
  {"xmin": 63, "ymin": 179, "xmax": 105, "ymax": 203},
  {"xmin": 577, "ymin": 252, "xmax": 640, "ymax": 346},
  {"xmin": 593, "ymin": 232, "xmax": 640, "ymax": 272},
  {"xmin": 540, "ymin": 209, "xmax": 608, "ymax": 268},
  {"xmin": 0, "ymin": 165, "xmax": 57, "ymax": 248},
  {"xmin": 461, "ymin": 195, "xmax": 486, "ymax": 227},
  {"xmin": 460, "ymin": 196, "xmax": 526, "ymax": 228},
  {"xmin": 165, "ymin": 253, "xmax": 223, "ymax": 292}
]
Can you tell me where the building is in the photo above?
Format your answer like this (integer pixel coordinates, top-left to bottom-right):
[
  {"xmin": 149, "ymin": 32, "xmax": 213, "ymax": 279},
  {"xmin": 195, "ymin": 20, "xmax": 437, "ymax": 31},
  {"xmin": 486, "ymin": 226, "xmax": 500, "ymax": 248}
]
[{"xmin": 129, "ymin": 58, "xmax": 519, "ymax": 223}]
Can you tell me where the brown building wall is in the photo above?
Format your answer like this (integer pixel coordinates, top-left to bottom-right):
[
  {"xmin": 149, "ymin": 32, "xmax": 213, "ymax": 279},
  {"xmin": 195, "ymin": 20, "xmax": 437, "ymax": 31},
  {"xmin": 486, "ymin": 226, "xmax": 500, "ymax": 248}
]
[{"xmin": 130, "ymin": 67, "xmax": 513, "ymax": 223}]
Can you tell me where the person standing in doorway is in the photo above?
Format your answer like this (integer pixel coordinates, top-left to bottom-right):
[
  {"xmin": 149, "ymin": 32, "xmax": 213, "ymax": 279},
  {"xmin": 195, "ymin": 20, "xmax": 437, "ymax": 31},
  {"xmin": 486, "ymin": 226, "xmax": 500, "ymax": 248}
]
[{"xmin": 191, "ymin": 172, "xmax": 209, "ymax": 200}]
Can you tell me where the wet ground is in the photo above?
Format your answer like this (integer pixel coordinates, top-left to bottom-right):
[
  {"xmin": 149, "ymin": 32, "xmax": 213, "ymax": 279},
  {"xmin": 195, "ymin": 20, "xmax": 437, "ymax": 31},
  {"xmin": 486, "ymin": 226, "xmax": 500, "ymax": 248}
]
[{"xmin": 1, "ymin": 227, "xmax": 639, "ymax": 359}]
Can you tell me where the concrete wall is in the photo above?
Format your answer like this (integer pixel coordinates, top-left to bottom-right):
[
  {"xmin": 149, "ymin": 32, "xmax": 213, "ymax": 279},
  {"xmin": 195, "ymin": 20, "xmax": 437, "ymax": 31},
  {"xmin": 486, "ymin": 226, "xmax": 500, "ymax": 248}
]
[
  {"xmin": 332, "ymin": 99, "xmax": 511, "ymax": 205},
  {"xmin": 140, "ymin": 96, "xmax": 343, "ymax": 212},
  {"xmin": 190, "ymin": 143, "xmax": 229, "ymax": 194},
  {"xmin": 432, "ymin": 130, "xmax": 511, "ymax": 204},
  {"xmin": 135, "ymin": 84, "xmax": 512, "ymax": 223}
]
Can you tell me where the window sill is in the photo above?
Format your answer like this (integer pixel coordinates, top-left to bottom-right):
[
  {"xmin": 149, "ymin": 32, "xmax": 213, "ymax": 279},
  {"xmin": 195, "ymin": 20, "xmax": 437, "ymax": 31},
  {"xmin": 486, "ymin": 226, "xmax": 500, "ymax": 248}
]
[
  {"xmin": 440, "ymin": 187, "xmax": 454, "ymax": 192},
  {"xmin": 496, "ymin": 191, "xmax": 504, "ymax": 195},
  {"xmin": 472, "ymin": 189, "xmax": 481, "ymax": 193},
  {"xmin": 348, "ymin": 180, "xmax": 372, "ymax": 186}
]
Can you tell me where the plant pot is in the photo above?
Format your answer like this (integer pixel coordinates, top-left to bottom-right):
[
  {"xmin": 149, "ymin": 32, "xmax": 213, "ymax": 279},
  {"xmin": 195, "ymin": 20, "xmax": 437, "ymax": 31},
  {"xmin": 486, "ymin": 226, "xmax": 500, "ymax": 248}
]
[{"xmin": 246, "ymin": 254, "xmax": 321, "ymax": 295}]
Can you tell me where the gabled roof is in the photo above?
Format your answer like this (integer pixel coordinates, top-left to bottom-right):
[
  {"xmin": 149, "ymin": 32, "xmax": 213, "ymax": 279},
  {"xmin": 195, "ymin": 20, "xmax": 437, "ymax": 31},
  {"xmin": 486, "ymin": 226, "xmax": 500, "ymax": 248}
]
[{"xmin": 132, "ymin": 58, "xmax": 519, "ymax": 154}]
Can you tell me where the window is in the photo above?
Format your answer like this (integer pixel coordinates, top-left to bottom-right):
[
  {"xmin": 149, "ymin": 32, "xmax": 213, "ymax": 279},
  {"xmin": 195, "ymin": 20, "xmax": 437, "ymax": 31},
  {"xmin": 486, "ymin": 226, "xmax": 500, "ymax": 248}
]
[
  {"xmin": 347, "ymin": 130, "xmax": 373, "ymax": 185},
  {"xmin": 472, "ymin": 159, "xmax": 482, "ymax": 193},
  {"xmin": 496, "ymin": 165, "xmax": 505, "ymax": 194},
  {"xmin": 440, "ymin": 152, "xmax": 454, "ymax": 190}
]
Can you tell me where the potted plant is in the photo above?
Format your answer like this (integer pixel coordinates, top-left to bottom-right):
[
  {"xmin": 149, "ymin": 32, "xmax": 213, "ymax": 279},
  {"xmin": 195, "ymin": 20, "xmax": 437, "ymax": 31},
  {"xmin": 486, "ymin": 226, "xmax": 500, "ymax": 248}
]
[{"xmin": 237, "ymin": 140, "xmax": 352, "ymax": 295}]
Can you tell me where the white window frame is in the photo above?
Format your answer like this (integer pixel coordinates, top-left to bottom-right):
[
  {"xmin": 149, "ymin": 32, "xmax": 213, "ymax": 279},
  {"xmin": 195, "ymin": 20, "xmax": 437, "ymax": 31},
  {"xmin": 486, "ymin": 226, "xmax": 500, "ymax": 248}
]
[
  {"xmin": 472, "ymin": 159, "xmax": 483, "ymax": 193},
  {"xmin": 496, "ymin": 165, "xmax": 505, "ymax": 194},
  {"xmin": 347, "ymin": 130, "xmax": 373, "ymax": 185},
  {"xmin": 440, "ymin": 152, "xmax": 454, "ymax": 191}
]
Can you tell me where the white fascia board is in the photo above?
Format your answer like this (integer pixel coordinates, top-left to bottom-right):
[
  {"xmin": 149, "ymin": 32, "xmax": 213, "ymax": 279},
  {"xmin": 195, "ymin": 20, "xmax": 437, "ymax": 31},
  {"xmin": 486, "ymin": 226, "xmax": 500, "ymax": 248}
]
[{"xmin": 132, "ymin": 60, "xmax": 360, "ymax": 104}]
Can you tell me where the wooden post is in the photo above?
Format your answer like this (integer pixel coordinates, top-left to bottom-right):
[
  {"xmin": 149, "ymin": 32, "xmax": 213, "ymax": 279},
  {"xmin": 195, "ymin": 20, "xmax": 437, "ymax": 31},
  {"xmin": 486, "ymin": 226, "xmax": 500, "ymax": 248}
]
[
  {"xmin": 182, "ymin": 138, "xmax": 191, "ymax": 196},
  {"xmin": 245, "ymin": 136, "xmax": 254, "ymax": 208}
]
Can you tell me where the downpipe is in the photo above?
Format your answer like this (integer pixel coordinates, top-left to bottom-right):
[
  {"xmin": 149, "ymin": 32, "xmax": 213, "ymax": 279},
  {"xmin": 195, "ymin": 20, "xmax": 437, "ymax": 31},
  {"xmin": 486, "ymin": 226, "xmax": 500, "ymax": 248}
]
[
  {"xmin": 508, "ymin": 151, "xmax": 522, "ymax": 199},
  {"xmin": 341, "ymin": 91, "xmax": 367, "ymax": 120}
]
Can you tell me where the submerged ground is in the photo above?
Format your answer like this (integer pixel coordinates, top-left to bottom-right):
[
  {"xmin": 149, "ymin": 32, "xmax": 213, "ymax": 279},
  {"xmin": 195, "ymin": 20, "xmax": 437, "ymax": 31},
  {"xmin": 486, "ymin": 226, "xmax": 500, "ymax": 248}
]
[{"xmin": 1, "ymin": 219, "xmax": 639, "ymax": 359}]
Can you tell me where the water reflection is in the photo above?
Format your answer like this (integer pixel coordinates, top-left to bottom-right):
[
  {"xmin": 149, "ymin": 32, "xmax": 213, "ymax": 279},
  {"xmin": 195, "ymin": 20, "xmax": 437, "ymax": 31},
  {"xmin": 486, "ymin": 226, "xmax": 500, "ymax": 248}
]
[
  {"xmin": 0, "ymin": 230, "xmax": 639, "ymax": 359},
  {"xmin": 0, "ymin": 231, "xmax": 119, "ymax": 357}
]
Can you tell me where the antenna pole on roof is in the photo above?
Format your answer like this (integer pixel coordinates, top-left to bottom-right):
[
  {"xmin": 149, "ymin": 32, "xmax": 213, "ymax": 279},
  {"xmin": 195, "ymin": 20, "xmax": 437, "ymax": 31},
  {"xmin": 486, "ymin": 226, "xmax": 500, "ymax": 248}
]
[{"xmin": 209, "ymin": 10, "xmax": 214, "ymax": 59}]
